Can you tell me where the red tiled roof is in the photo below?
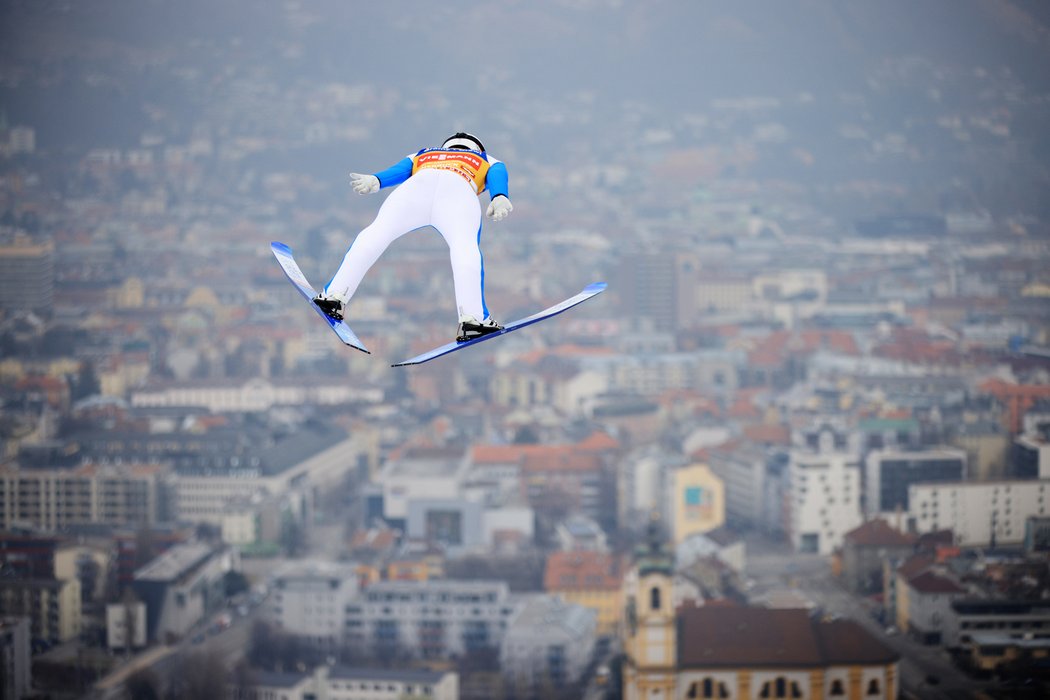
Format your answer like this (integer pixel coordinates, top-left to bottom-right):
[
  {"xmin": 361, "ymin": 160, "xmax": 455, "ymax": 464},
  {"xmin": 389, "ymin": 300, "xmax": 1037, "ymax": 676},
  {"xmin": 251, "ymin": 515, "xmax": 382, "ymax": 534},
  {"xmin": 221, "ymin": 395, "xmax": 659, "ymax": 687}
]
[
  {"xmin": 677, "ymin": 606, "xmax": 897, "ymax": 668},
  {"xmin": 907, "ymin": 570, "xmax": 966, "ymax": 595},
  {"xmin": 844, "ymin": 519, "xmax": 916, "ymax": 548},
  {"xmin": 896, "ymin": 553, "xmax": 934, "ymax": 580},
  {"xmin": 742, "ymin": 423, "xmax": 791, "ymax": 445},
  {"xmin": 522, "ymin": 450, "xmax": 601, "ymax": 473},
  {"xmin": 576, "ymin": 431, "xmax": 620, "ymax": 452},
  {"xmin": 544, "ymin": 551, "xmax": 625, "ymax": 591}
]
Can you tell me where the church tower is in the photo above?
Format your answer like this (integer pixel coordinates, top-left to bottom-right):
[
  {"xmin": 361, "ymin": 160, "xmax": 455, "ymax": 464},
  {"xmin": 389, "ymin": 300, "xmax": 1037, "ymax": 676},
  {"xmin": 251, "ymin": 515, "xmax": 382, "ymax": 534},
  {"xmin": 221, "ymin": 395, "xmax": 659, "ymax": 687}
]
[{"xmin": 622, "ymin": 514, "xmax": 676, "ymax": 700}]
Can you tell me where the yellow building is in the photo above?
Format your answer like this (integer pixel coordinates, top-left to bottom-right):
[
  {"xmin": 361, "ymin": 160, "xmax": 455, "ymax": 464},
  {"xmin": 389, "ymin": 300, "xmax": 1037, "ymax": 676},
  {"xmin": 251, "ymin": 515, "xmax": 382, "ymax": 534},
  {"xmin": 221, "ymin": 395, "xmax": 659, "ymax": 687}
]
[
  {"xmin": 623, "ymin": 520, "xmax": 677, "ymax": 700},
  {"xmin": 0, "ymin": 577, "xmax": 81, "ymax": 643},
  {"xmin": 670, "ymin": 463, "xmax": 725, "ymax": 545},
  {"xmin": 622, "ymin": 519, "xmax": 900, "ymax": 700},
  {"xmin": 544, "ymin": 551, "xmax": 626, "ymax": 637},
  {"xmin": 54, "ymin": 543, "xmax": 111, "ymax": 603}
]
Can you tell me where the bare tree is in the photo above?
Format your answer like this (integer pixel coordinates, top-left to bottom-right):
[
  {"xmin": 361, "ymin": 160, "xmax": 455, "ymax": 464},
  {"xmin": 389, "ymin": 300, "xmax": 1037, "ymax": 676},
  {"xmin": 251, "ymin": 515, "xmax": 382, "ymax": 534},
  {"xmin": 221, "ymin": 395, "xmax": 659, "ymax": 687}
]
[
  {"xmin": 170, "ymin": 650, "xmax": 228, "ymax": 700},
  {"xmin": 123, "ymin": 668, "xmax": 161, "ymax": 700}
]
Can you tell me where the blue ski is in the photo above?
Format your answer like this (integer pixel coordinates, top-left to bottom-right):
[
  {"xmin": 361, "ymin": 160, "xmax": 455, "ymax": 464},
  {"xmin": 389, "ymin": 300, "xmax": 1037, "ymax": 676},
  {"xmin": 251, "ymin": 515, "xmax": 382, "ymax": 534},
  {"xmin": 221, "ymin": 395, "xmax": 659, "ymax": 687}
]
[
  {"xmin": 270, "ymin": 241, "xmax": 370, "ymax": 354},
  {"xmin": 392, "ymin": 282, "xmax": 607, "ymax": 367}
]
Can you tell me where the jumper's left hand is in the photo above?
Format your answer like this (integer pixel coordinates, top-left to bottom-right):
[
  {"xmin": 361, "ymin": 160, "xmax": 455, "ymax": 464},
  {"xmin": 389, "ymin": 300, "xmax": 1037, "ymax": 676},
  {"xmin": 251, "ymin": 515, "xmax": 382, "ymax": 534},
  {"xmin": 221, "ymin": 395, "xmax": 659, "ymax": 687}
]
[{"xmin": 486, "ymin": 195, "xmax": 513, "ymax": 222}]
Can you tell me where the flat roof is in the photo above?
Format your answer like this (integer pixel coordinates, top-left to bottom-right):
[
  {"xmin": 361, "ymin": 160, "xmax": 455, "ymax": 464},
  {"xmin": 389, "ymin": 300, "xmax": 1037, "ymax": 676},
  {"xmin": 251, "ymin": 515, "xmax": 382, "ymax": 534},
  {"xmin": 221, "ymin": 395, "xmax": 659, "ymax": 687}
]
[{"xmin": 133, "ymin": 542, "xmax": 213, "ymax": 582}]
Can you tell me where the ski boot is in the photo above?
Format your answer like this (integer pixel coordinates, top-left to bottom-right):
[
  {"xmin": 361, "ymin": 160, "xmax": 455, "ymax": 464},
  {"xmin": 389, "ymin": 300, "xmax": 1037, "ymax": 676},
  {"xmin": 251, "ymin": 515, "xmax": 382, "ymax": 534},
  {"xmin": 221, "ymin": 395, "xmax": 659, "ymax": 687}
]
[
  {"xmin": 312, "ymin": 291, "xmax": 347, "ymax": 321},
  {"xmin": 457, "ymin": 315, "xmax": 503, "ymax": 343}
]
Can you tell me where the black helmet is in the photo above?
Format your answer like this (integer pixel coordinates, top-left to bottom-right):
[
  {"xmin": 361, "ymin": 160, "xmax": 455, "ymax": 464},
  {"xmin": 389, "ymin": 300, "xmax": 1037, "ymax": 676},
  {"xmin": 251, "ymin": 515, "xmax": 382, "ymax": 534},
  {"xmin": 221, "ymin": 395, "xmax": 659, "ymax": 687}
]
[{"xmin": 442, "ymin": 132, "xmax": 485, "ymax": 152}]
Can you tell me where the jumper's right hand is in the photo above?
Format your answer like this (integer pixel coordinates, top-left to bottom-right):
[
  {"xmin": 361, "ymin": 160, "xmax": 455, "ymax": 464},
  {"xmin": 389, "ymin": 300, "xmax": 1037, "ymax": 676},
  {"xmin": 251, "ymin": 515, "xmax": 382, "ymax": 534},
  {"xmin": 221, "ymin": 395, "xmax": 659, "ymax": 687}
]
[{"xmin": 350, "ymin": 173, "xmax": 380, "ymax": 195}]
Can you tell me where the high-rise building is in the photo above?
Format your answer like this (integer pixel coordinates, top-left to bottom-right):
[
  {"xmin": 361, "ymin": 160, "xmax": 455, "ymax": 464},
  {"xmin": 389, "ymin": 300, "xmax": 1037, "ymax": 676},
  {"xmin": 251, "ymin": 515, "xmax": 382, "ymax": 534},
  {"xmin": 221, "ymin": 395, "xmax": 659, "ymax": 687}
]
[
  {"xmin": 617, "ymin": 252, "xmax": 679, "ymax": 332},
  {"xmin": 0, "ymin": 233, "xmax": 53, "ymax": 313},
  {"xmin": 787, "ymin": 426, "xmax": 863, "ymax": 555}
]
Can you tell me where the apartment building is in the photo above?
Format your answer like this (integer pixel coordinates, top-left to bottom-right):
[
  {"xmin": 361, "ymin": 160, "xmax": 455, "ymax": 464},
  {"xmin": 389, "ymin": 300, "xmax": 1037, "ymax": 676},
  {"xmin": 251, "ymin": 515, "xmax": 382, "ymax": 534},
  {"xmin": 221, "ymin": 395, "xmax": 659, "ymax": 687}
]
[
  {"xmin": 268, "ymin": 561, "xmax": 359, "ymax": 652},
  {"xmin": 0, "ymin": 578, "xmax": 81, "ymax": 644},
  {"xmin": 130, "ymin": 376, "xmax": 382, "ymax": 413},
  {"xmin": 0, "ymin": 232, "xmax": 53, "ymax": 312},
  {"xmin": 500, "ymin": 595, "xmax": 597, "ymax": 690},
  {"xmin": 233, "ymin": 665, "xmax": 458, "ymax": 700},
  {"xmin": 544, "ymin": 550, "xmax": 626, "ymax": 637},
  {"xmin": 786, "ymin": 426, "xmax": 863, "ymax": 555},
  {"xmin": 864, "ymin": 447, "xmax": 966, "ymax": 517},
  {"xmin": 0, "ymin": 464, "xmax": 163, "ymax": 530},
  {"xmin": 344, "ymin": 580, "xmax": 522, "ymax": 660},
  {"xmin": 908, "ymin": 479, "xmax": 1050, "ymax": 546}
]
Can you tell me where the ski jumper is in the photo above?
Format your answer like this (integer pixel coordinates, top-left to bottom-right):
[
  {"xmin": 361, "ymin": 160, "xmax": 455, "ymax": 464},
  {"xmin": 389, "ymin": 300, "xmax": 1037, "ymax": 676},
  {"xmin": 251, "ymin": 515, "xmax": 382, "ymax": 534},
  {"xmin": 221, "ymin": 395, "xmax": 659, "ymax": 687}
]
[{"xmin": 325, "ymin": 148, "xmax": 510, "ymax": 321}]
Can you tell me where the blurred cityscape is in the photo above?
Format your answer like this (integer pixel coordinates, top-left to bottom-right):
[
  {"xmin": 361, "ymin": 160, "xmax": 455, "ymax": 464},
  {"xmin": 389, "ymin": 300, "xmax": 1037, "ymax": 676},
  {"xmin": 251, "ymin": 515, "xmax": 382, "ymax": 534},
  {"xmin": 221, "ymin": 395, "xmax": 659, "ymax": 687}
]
[{"xmin": 1, "ymin": 2, "xmax": 1050, "ymax": 699}]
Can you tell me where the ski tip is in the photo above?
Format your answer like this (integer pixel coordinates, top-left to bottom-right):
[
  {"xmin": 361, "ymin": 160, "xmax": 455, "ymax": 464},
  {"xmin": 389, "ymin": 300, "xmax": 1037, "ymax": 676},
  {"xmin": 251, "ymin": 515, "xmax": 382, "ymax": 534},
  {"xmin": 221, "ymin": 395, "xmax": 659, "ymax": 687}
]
[
  {"xmin": 271, "ymin": 241, "xmax": 291, "ymax": 254},
  {"xmin": 584, "ymin": 282, "xmax": 608, "ymax": 294}
]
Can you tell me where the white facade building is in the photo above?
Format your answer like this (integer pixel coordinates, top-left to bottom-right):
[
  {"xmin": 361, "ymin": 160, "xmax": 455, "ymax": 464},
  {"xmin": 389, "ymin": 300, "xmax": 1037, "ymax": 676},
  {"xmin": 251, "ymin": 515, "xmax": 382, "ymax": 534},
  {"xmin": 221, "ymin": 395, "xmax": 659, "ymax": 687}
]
[
  {"xmin": 238, "ymin": 665, "xmax": 458, "ymax": 700},
  {"xmin": 344, "ymin": 580, "xmax": 523, "ymax": 660},
  {"xmin": 908, "ymin": 479, "xmax": 1050, "ymax": 546},
  {"xmin": 168, "ymin": 435, "xmax": 363, "ymax": 525},
  {"xmin": 378, "ymin": 450, "xmax": 469, "ymax": 523},
  {"xmin": 787, "ymin": 427, "xmax": 863, "ymax": 555},
  {"xmin": 131, "ymin": 543, "xmax": 239, "ymax": 643},
  {"xmin": 106, "ymin": 602, "xmax": 147, "ymax": 650},
  {"xmin": 130, "ymin": 377, "xmax": 383, "ymax": 413},
  {"xmin": 268, "ymin": 561, "xmax": 359, "ymax": 651},
  {"xmin": 500, "ymin": 595, "xmax": 597, "ymax": 689},
  {"xmin": 708, "ymin": 442, "xmax": 770, "ymax": 528}
]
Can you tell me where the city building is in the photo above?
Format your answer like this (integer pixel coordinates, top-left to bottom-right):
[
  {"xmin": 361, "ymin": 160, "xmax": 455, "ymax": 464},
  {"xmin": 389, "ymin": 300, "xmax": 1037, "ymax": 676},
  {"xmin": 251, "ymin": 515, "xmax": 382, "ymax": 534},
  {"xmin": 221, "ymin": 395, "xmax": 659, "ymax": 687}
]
[
  {"xmin": 908, "ymin": 479, "xmax": 1050, "ymax": 546},
  {"xmin": 499, "ymin": 594, "xmax": 597, "ymax": 691},
  {"xmin": 0, "ymin": 232, "xmax": 53, "ymax": 313},
  {"xmin": 0, "ymin": 531, "xmax": 63, "ymax": 579},
  {"xmin": 0, "ymin": 577, "xmax": 81, "ymax": 644},
  {"xmin": 841, "ymin": 519, "xmax": 915, "ymax": 594},
  {"xmin": 617, "ymin": 251, "xmax": 680, "ymax": 332},
  {"xmin": 0, "ymin": 464, "xmax": 163, "ymax": 530},
  {"xmin": 864, "ymin": 447, "xmax": 966, "ymax": 517},
  {"xmin": 668, "ymin": 463, "xmax": 725, "ymax": 545},
  {"xmin": 0, "ymin": 616, "xmax": 31, "ymax": 700},
  {"xmin": 707, "ymin": 441, "xmax": 772, "ymax": 529},
  {"xmin": 54, "ymin": 541, "xmax": 112, "ymax": 604},
  {"xmin": 675, "ymin": 527, "xmax": 746, "ymax": 575},
  {"xmin": 622, "ymin": 520, "xmax": 677, "ymax": 699},
  {"xmin": 962, "ymin": 633, "xmax": 1050, "ymax": 678},
  {"xmin": 267, "ymin": 561, "xmax": 359, "ymax": 652},
  {"xmin": 105, "ymin": 601, "xmax": 146, "ymax": 650},
  {"xmin": 374, "ymin": 447, "xmax": 470, "ymax": 531},
  {"xmin": 344, "ymin": 579, "xmax": 522, "ymax": 660},
  {"xmin": 232, "ymin": 664, "xmax": 459, "ymax": 700},
  {"xmin": 1013, "ymin": 433, "xmax": 1050, "ymax": 479},
  {"xmin": 675, "ymin": 606, "xmax": 899, "ymax": 700},
  {"xmin": 404, "ymin": 497, "xmax": 534, "ymax": 555},
  {"xmin": 895, "ymin": 569, "xmax": 967, "ymax": 645},
  {"xmin": 786, "ymin": 426, "xmax": 863, "ymax": 555},
  {"xmin": 131, "ymin": 542, "xmax": 238, "ymax": 643},
  {"xmin": 621, "ymin": 519, "xmax": 899, "ymax": 699},
  {"xmin": 129, "ymin": 376, "xmax": 383, "ymax": 413},
  {"xmin": 554, "ymin": 514, "xmax": 609, "ymax": 552},
  {"xmin": 947, "ymin": 599, "xmax": 1050, "ymax": 648},
  {"xmin": 544, "ymin": 550, "xmax": 626, "ymax": 637}
]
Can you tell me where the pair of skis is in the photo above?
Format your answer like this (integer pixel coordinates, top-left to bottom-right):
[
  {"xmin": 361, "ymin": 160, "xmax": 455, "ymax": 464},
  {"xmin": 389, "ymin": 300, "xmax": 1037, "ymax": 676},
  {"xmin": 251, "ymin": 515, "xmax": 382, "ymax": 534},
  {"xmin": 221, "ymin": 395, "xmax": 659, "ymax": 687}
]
[{"xmin": 271, "ymin": 241, "xmax": 606, "ymax": 367}]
